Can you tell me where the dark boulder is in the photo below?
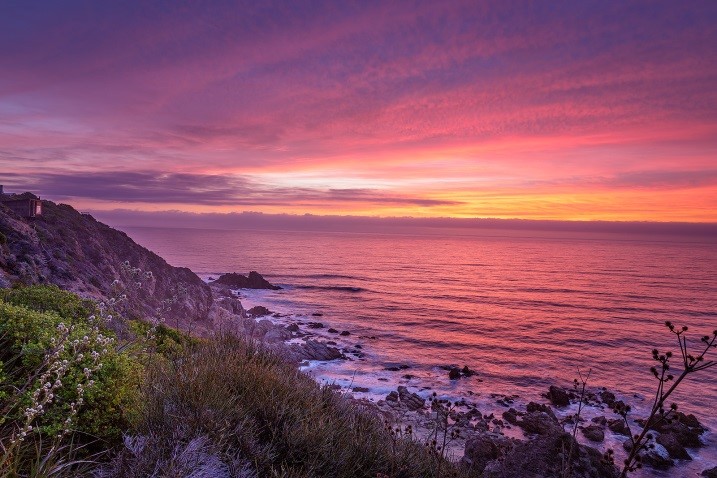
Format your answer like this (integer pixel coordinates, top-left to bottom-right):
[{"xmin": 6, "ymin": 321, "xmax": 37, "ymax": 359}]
[
  {"xmin": 547, "ymin": 386, "xmax": 570, "ymax": 407},
  {"xmin": 526, "ymin": 402, "xmax": 557, "ymax": 421},
  {"xmin": 656, "ymin": 433, "xmax": 692, "ymax": 460},
  {"xmin": 212, "ymin": 271, "xmax": 281, "ymax": 290},
  {"xmin": 519, "ymin": 411, "xmax": 561, "ymax": 435},
  {"xmin": 637, "ymin": 412, "xmax": 705, "ymax": 448},
  {"xmin": 292, "ymin": 340, "xmax": 344, "ymax": 361},
  {"xmin": 640, "ymin": 444, "xmax": 674, "ymax": 470},
  {"xmin": 581, "ymin": 425, "xmax": 605, "ymax": 442},
  {"xmin": 483, "ymin": 428, "xmax": 619, "ymax": 478},
  {"xmin": 703, "ymin": 466, "xmax": 717, "ymax": 477},
  {"xmin": 502, "ymin": 408, "xmax": 520, "ymax": 426},
  {"xmin": 449, "ymin": 367, "xmax": 462, "ymax": 380},
  {"xmin": 461, "ymin": 432, "xmax": 515, "ymax": 472},
  {"xmin": 591, "ymin": 416, "xmax": 607, "ymax": 426},
  {"xmin": 607, "ymin": 419, "xmax": 630, "ymax": 436},
  {"xmin": 247, "ymin": 305, "xmax": 271, "ymax": 317},
  {"xmin": 397, "ymin": 386, "xmax": 426, "ymax": 411},
  {"xmin": 599, "ymin": 390, "xmax": 616, "ymax": 408}
]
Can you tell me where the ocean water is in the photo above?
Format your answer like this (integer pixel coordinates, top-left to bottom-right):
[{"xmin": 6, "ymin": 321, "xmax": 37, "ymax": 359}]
[{"xmin": 123, "ymin": 226, "xmax": 717, "ymax": 475}]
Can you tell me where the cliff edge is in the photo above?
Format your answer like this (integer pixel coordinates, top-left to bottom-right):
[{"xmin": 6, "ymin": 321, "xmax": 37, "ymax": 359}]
[{"xmin": 0, "ymin": 195, "xmax": 213, "ymax": 328}]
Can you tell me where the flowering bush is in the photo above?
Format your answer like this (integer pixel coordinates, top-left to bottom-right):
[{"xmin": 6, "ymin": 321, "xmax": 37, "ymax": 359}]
[{"xmin": 0, "ymin": 286, "xmax": 141, "ymax": 445}]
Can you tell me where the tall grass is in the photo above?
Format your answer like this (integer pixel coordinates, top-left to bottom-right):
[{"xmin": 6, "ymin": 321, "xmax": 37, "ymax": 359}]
[{"xmin": 99, "ymin": 333, "xmax": 469, "ymax": 478}]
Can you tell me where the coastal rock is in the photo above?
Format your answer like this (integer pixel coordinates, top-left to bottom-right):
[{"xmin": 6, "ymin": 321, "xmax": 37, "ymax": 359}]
[
  {"xmin": 608, "ymin": 418, "xmax": 630, "ymax": 436},
  {"xmin": 637, "ymin": 412, "xmax": 705, "ymax": 448},
  {"xmin": 519, "ymin": 411, "xmax": 561, "ymax": 435},
  {"xmin": 502, "ymin": 408, "xmax": 520, "ymax": 425},
  {"xmin": 263, "ymin": 327, "xmax": 291, "ymax": 344},
  {"xmin": 641, "ymin": 444, "xmax": 673, "ymax": 470},
  {"xmin": 212, "ymin": 271, "xmax": 281, "ymax": 290},
  {"xmin": 483, "ymin": 428, "xmax": 619, "ymax": 478},
  {"xmin": 340, "ymin": 330, "xmax": 350, "ymax": 336},
  {"xmin": 547, "ymin": 385, "xmax": 570, "ymax": 407},
  {"xmin": 210, "ymin": 288, "xmax": 247, "ymax": 317},
  {"xmin": 461, "ymin": 432, "xmax": 515, "ymax": 472},
  {"xmin": 286, "ymin": 323, "xmax": 299, "ymax": 332},
  {"xmin": 449, "ymin": 367, "xmax": 462, "ymax": 380},
  {"xmin": 526, "ymin": 402, "xmax": 557, "ymax": 421},
  {"xmin": 307, "ymin": 322, "xmax": 324, "ymax": 329},
  {"xmin": 703, "ymin": 466, "xmax": 717, "ymax": 477},
  {"xmin": 591, "ymin": 416, "xmax": 607, "ymax": 426},
  {"xmin": 247, "ymin": 305, "xmax": 271, "ymax": 317},
  {"xmin": 581, "ymin": 425, "xmax": 604, "ymax": 442},
  {"xmin": 292, "ymin": 340, "xmax": 344, "ymax": 361},
  {"xmin": 657, "ymin": 432, "xmax": 692, "ymax": 460},
  {"xmin": 397, "ymin": 386, "xmax": 426, "ymax": 411},
  {"xmin": 599, "ymin": 390, "xmax": 617, "ymax": 408}
]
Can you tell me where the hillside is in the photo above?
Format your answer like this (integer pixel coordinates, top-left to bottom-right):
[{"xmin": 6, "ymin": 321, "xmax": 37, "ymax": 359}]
[{"xmin": 0, "ymin": 194, "xmax": 213, "ymax": 329}]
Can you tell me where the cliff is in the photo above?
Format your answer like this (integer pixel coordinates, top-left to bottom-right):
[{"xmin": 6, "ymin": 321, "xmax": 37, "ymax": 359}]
[{"xmin": 0, "ymin": 194, "xmax": 213, "ymax": 328}]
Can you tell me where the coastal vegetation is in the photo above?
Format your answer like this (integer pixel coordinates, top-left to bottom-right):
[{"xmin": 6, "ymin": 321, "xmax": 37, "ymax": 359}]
[{"xmin": 0, "ymin": 284, "xmax": 467, "ymax": 478}]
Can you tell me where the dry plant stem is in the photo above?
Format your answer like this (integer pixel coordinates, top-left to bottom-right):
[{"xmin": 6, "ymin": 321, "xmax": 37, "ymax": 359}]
[
  {"xmin": 562, "ymin": 368, "xmax": 591, "ymax": 478},
  {"xmin": 619, "ymin": 324, "xmax": 717, "ymax": 478}
]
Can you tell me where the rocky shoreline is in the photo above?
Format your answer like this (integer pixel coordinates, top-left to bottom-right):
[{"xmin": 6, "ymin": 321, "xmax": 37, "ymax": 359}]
[{"xmin": 208, "ymin": 275, "xmax": 715, "ymax": 478}]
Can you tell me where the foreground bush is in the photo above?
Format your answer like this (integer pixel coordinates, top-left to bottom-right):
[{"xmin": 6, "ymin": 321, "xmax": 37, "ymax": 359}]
[
  {"xmin": 99, "ymin": 334, "xmax": 469, "ymax": 478},
  {"xmin": 0, "ymin": 285, "xmax": 142, "ymax": 476}
]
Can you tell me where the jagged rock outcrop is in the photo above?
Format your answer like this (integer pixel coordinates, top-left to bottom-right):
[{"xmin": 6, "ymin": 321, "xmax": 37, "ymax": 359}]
[
  {"xmin": 0, "ymin": 196, "xmax": 213, "ymax": 331},
  {"xmin": 289, "ymin": 340, "xmax": 344, "ymax": 361},
  {"xmin": 212, "ymin": 271, "xmax": 281, "ymax": 290}
]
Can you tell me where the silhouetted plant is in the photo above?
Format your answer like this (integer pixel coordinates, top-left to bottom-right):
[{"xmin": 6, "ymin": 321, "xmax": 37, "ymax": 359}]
[
  {"xmin": 561, "ymin": 368, "xmax": 591, "ymax": 478},
  {"xmin": 426, "ymin": 393, "xmax": 461, "ymax": 478},
  {"xmin": 616, "ymin": 322, "xmax": 717, "ymax": 477}
]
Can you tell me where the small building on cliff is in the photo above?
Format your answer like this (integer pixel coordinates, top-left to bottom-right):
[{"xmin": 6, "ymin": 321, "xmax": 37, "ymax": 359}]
[{"xmin": 0, "ymin": 185, "xmax": 43, "ymax": 218}]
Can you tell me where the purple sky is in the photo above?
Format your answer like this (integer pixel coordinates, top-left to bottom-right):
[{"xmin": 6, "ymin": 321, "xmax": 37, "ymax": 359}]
[{"xmin": 1, "ymin": 1, "xmax": 716, "ymax": 223}]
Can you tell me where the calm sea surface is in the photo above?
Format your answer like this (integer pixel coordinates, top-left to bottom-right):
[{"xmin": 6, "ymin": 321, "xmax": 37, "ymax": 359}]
[{"xmin": 123, "ymin": 226, "xmax": 717, "ymax": 475}]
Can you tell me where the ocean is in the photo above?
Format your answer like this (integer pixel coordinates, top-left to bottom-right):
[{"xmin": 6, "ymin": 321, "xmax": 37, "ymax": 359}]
[{"xmin": 123, "ymin": 225, "xmax": 717, "ymax": 476}]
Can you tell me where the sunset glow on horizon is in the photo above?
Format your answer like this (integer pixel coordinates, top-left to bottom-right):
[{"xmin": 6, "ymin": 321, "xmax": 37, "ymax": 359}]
[{"xmin": 2, "ymin": 1, "xmax": 717, "ymax": 222}]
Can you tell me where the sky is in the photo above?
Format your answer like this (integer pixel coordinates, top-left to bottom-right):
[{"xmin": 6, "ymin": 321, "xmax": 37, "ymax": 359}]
[{"xmin": 1, "ymin": 0, "xmax": 717, "ymax": 224}]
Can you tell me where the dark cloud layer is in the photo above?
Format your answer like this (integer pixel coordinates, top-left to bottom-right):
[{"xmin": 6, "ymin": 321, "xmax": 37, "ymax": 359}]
[{"xmin": 12, "ymin": 171, "xmax": 460, "ymax": 207}]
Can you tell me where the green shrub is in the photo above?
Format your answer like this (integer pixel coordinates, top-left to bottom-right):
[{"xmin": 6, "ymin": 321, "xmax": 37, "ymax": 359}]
[
  {"xmin": 0, "ymin": 285, "xmax": 93, "ymax": 322},
  {"xmin": 0, "ymin": 286, "xmax": 142, "ymax": 445}
]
